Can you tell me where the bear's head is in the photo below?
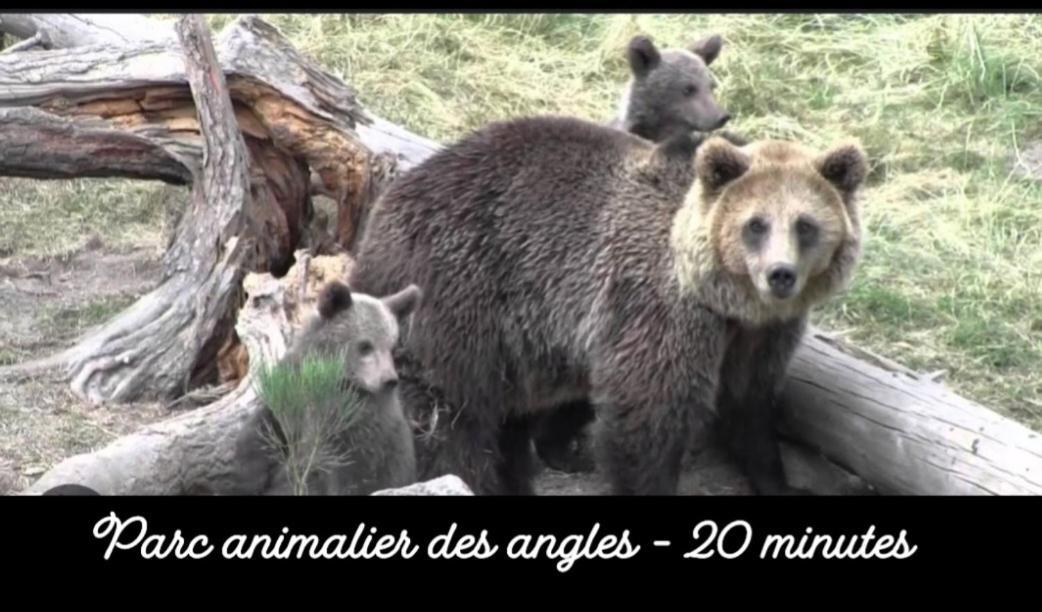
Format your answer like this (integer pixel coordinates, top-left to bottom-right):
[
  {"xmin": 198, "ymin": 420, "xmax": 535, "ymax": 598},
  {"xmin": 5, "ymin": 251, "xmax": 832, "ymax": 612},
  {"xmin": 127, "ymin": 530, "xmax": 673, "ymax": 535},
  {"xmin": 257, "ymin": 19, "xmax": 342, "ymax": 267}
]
[
  {"xmin": 693, "ymin": 136, "xmax": 868, "ymax": 317},
  {"xmin": 302, "ymin": 281, "xmax": 422, "ymax": 396},
  {"xmin": 619, "ymin": 33, "xmax": 731, "ymax": 142}
]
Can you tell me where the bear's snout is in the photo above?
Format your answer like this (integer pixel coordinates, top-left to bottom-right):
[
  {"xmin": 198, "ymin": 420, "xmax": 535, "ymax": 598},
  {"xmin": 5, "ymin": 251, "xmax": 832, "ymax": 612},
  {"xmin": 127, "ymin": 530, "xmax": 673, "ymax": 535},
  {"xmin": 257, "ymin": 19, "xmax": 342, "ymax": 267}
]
[
  {"xmin": 382, "ymin": 377, "xmax": 399, "ymax": 392},
  {"xmin": 767, "ymin": 264, "xmax": 797, "ymax": 299}
]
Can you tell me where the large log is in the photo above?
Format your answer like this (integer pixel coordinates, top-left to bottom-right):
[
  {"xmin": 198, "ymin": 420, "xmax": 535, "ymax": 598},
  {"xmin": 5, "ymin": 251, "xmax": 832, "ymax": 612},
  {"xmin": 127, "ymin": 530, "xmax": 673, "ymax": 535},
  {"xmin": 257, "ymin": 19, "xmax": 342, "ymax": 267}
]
[
  {"xmin": 0, "ymin": 13, "xmax": 174, "ymax": 48},
  {"xmin": 782, "ymin": 332, "xmax": 1042, "ymax": 495}
]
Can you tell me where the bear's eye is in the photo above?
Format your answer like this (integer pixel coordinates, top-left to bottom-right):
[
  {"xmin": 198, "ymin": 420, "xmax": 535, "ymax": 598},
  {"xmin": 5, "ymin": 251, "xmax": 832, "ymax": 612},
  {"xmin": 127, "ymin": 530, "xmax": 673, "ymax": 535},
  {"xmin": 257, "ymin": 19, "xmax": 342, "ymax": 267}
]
[
  {"xmin": 683, "ymin": 84, "xmax": 698, "ymax": 97},
  {"xmin": 796, "ymin": 218, "xmax": 819, "ymax": 241},
  {"xmin": 746, "ymin": 218, "xmax": 768, "ymax": 235},
  {"xmin": 357, "ymin": 341, "xmax": 374, "ymax": 356}
]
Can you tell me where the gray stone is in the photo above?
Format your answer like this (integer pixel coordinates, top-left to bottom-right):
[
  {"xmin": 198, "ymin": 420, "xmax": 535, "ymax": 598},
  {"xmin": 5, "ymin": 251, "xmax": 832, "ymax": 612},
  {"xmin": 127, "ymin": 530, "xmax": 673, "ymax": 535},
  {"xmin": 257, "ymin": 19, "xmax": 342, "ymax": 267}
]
[{"xmin": 371, "ymin": 475, "xmax": 473, "ymax": 496}]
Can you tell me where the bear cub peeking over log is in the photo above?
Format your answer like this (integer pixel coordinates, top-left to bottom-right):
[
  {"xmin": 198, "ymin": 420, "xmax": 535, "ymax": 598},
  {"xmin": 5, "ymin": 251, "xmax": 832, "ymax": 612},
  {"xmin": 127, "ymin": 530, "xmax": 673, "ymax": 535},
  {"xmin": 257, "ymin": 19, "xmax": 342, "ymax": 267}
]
[
  {"xmin": 352, "ymin": 115, "xmax": 867, "ymax": 496},
  {"xmin": 254, "ymin": 280, "xmax": 422, "ymax": 496}
]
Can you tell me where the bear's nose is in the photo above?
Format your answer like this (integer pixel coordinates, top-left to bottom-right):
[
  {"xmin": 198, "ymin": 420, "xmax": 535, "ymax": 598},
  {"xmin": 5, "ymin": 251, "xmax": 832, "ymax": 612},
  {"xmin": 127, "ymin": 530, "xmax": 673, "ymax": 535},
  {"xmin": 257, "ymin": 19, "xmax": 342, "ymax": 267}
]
[
  {"xmin": 767, "ymin": 264, "xmax": 797, "ymax": 297},
  {"xmin": 716, "ymin": 113, "xmax": 731, "ymax": 128},
  {"xmin": 382, "ymin": 378, "xmax": 399, "ymax": 392}
]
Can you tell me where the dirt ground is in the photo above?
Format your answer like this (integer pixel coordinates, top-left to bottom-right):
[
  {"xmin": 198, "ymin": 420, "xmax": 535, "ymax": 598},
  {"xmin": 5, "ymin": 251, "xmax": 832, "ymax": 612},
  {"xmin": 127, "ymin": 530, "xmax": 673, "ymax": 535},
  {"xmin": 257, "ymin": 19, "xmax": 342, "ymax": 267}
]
[{"xmin": 0, "ymin": 243, "xmax": 169, "ymax": 494}]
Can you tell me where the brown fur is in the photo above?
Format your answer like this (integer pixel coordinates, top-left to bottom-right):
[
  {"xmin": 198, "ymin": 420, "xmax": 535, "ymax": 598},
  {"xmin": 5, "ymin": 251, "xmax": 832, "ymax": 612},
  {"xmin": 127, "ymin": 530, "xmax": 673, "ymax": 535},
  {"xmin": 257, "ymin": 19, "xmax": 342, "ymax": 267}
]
[{"xmin": 350, "ymin": 116, "xmax": 867, "ymax": 495}]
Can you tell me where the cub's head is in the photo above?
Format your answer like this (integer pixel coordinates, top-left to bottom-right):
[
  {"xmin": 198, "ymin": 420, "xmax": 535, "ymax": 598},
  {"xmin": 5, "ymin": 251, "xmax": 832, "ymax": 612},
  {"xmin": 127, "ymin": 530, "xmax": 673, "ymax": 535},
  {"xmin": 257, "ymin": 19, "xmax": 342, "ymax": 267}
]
[
  {"xmin": 695, "ymin": 136, "xmax": 868, "ymax": 312},
  {"xmin": 620, "ymin": 33, "xmax": 730, "ymax": 141},
  {"xmin": 302, "ymin": 281, "xmax": 422, "ymax": 396}
]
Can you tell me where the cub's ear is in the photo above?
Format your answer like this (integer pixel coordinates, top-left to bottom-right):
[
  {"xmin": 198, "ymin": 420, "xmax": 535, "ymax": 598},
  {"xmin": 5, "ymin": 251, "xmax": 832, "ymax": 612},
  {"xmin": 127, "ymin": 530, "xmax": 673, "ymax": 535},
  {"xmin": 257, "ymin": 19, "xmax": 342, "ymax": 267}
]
[
  {"xmin": 382, "ymin": 284, "xmax": 423, "ymax": 320},
  {"xmin": 690, "ymin": 34, "xmax": 723, "ymax": 66},
  {"xmin": 317, "ymin": 281, "xmax": 352, "ymax": 320},
  {"xmin": 627, "ymin": 35, "xmax": 661, "ymax": 78},
  {"xmin": 696, "ymin": 136, "xmax": 750, "ymax": 194},
  {"xmin": 816, "ymin": 141, "xmax": 868, "ymax": 199}
]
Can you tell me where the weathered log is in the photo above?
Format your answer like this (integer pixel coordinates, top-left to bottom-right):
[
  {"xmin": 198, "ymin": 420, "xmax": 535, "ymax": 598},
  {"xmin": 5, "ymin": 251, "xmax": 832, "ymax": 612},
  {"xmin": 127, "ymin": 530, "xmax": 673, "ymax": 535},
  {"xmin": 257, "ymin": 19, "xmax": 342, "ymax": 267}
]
[
  {"xmin": 0, "ymin": 13, "xmax": 434, "ymax": 224},
  {"xmin": 0, "ymin": 13, "xmax": 174, "ymax": 48},
  {"xmin": 781, "ymin": 331, "xmax": 1042, "ymax": 495},
  {"xmin": 43, "ymin": 16, "xmax": 268, "ymax": 406},
  {"xmin": 0, "ymin": 106, "xmax": 193, "ymax": 183}
]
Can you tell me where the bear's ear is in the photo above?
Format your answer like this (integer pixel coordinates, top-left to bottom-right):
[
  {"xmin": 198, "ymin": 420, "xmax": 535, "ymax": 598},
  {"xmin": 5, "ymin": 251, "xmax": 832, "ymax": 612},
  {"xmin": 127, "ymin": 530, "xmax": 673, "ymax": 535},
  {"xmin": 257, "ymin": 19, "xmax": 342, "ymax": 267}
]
[
  {"xmin": 627, "ymin": 35, "xmax": 661, "ymax": 78},
  {"xmin": 696, "ymin": 136, "xmax": 751, "ymax": 194},
  {"xmin": 816, "ymin": 142, "xmax": 868, "ymax": 199},
  {"xmin": 690, "ymin": 34, "xmax": 723, "ymax": 66},
  {"xmin": 317, "ymin": 281, "xmax": 352, "ymax": 320},
  {"xmin": 382, "ymin": 284, "xmax": 423, "ymax": 320}
]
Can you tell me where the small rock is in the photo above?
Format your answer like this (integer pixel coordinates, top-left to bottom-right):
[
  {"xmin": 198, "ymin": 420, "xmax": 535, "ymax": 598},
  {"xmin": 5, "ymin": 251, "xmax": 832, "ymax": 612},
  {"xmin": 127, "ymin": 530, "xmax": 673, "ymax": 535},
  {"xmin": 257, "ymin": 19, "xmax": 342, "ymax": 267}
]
[{"xmin": 371, "ymin": 475, "xmax": 474, "ymax": 496}]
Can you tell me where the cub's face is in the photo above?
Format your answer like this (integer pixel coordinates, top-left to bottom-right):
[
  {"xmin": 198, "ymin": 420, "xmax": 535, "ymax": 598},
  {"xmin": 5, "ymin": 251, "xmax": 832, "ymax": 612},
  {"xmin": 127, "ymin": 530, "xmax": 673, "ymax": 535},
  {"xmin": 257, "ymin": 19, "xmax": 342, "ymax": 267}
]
[
  {"xmin": 697, "ymin": 138, "xmax": 868, "ymax": 307},
  {"xmin": 313, "ymin": 281, "xmax": 423, "ymax": 396},
  {"xmin": 624, "ymin": 34, "xmax": 731, "ymax": 140}
]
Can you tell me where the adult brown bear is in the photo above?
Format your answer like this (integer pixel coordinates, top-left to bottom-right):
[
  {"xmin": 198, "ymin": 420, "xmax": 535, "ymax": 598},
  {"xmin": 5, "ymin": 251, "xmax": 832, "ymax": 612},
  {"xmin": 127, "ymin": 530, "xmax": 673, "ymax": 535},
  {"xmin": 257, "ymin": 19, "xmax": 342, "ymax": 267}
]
[{"xmin": 352, "ymin": 116, "xmax": 867, "ymax": 495}]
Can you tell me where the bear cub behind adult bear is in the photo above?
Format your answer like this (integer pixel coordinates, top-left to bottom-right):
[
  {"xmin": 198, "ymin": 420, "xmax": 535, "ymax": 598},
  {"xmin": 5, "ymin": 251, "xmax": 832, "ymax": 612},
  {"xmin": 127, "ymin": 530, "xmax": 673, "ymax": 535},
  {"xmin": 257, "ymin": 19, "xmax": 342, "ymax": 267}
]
[
  {"xmin": 611, "ymin": 33, "xmax": 731, "ymax": 142},
  {"xmin": 256, "ymin": 280, "xmax": 422, "ymax": 496},
  {"xmin": 352, "ymin": 116, "xmax": 867, "ymax": 496},
  {"xmin": 533, "ymin": 32, "xmax": 741, "ymax": 474}
]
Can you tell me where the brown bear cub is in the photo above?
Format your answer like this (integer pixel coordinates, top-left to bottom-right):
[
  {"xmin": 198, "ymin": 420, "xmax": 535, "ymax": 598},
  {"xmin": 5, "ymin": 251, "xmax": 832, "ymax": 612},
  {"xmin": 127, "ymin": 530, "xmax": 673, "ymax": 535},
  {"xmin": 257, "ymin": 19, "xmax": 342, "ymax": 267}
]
[
  {"xmin": 257, "ymin": 280, "xmax": 423, "ymax": 496},
  {"xmin": 611, "ymin": 33, "xmax": 731, "ymax": 141},
  {"xmin": 352, "ymin": 116, "xmax": 867, "ymax": 496}
]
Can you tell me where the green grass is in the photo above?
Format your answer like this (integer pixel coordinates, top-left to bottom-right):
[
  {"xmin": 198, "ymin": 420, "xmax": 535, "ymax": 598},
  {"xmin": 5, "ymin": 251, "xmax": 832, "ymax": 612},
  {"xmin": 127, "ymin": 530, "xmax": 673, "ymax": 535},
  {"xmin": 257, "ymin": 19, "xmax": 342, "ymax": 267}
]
[
  {"xmin": 254, "ymin": 354, "xmax": 363, "ymax": 495},
  {"xmin": 2, "ymin": 14, "xmax": 1040, "ymax": 431}
]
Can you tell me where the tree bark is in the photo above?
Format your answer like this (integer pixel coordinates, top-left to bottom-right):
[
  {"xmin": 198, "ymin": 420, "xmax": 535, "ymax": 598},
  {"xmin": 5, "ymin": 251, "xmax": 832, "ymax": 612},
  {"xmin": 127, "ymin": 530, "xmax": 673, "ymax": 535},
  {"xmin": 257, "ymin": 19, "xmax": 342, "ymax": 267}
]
[
  {"xmin": 0, "ymin": 13, "xmax": 175, "ymax": 48},
  {"xmin": 781, "ymin": 331, "xmax": 1042, "ymax": 495},
  {"xmin": 0, "ymin": 106, "xmax": 192, "ymax": 183},
  {"xmin": 57, "ymin": 15, "xmax": 262, "ymax": 405}
]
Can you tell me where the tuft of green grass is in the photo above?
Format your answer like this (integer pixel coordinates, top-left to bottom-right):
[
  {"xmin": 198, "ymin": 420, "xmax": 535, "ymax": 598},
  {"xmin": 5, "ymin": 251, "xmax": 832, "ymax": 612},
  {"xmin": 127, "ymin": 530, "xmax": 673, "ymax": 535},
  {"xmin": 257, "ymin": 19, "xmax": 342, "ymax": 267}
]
[
  {"xmin": 254, "ymin": 353, "xmax": 362, "ymax": 495},
  {"xmin": 2, "ymin": 14, "xmax": 1040, "ymax": 432}
]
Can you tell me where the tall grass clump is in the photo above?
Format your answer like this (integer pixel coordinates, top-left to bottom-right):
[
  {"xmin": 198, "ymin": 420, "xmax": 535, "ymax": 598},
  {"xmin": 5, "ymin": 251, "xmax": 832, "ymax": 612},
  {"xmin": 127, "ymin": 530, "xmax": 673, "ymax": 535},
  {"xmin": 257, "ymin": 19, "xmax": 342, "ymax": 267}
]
[{"xmin": 254, "ymin": 354, "xmax": 362, "ymax": 496}]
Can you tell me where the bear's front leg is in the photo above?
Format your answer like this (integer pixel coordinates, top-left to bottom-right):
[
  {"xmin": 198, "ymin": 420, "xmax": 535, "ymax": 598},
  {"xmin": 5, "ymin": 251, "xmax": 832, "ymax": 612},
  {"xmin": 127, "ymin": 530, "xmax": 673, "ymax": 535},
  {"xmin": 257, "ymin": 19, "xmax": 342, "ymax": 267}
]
[
  {"xmin": 595, "ymin": 400, "xmax": 691, "ymax": 495},
  {"xmin": 717, "ymin": 316, "xmax": 809, "ymax": 495},
  {"xmin": 589, "ymin": 302, "xmax": 727, "ymax": 496}
]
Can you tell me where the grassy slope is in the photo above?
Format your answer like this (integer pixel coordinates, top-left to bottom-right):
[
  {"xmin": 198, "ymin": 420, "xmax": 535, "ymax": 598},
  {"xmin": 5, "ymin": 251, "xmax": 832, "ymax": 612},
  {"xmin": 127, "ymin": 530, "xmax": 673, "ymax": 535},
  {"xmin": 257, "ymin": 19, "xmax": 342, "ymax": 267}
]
[{"xmin": 1, "ymin": 14, "xmax": 1039, "ymax": 431}]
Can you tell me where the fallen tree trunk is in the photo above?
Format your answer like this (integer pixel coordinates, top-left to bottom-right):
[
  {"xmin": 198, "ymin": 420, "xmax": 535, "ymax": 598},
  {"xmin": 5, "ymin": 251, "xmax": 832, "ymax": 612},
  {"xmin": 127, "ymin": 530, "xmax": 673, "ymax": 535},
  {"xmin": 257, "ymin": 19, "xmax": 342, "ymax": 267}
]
[
  {"xmin": 0, "ymin": 13, "xmax": 175, "ymax": 48},
  {"xmin": 782, "ymin": 333, "xmax": 1042, "ymax": 495}
]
